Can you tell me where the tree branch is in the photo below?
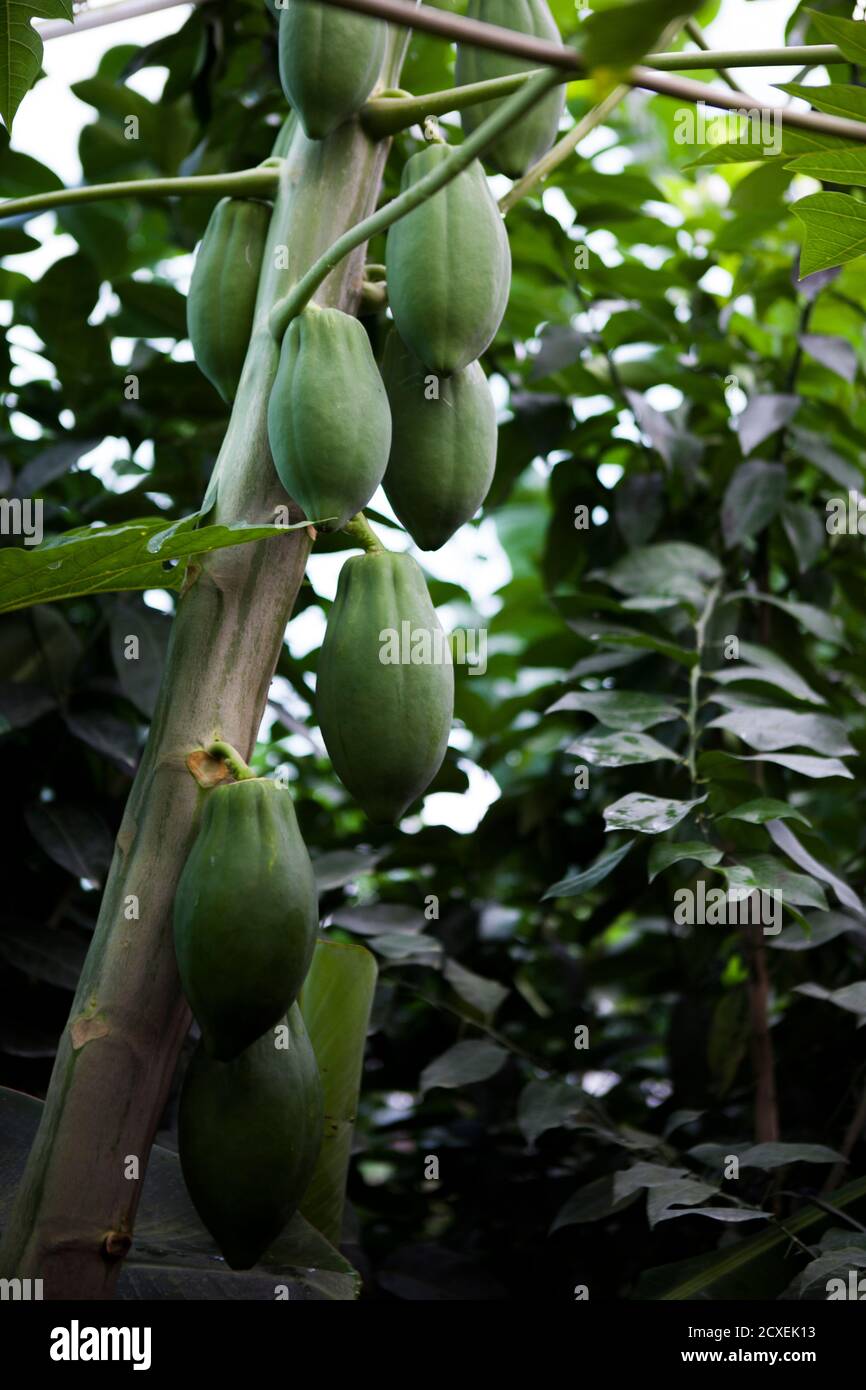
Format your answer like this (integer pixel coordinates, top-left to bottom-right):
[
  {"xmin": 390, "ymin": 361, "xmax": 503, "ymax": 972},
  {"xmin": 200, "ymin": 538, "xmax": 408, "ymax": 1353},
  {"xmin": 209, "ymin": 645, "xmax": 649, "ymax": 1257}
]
[{"xmin": 0, "ymin": 167, "xmax": 279, "ymax": 224}]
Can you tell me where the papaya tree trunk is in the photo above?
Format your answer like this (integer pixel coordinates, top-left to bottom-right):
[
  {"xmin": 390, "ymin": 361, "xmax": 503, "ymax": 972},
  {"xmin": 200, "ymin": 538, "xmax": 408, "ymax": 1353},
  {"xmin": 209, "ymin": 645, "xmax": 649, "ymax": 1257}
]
[{"xmin": 0, "ymin": 37, "xmax": 404, "ymax": 1297}]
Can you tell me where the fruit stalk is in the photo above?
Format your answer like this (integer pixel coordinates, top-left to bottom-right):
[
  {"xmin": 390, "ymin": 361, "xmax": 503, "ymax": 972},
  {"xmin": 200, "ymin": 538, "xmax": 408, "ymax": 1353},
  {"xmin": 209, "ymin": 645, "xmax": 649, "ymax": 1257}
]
[{"xmin": 0, "ymin": 64, "xmax": 402, "ymax": 1291}]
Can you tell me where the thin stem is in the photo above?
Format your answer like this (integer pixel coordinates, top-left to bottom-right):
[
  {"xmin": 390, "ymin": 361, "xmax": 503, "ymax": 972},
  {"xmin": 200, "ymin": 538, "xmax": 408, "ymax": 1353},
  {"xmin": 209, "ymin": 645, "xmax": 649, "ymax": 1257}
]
[
  {"xmin": 648, "ymin": 44, "xmax": 841, "ymax": 72},
  {"xmin": 363, "ymin": 70, "xmax": 543, "ymax": 138},
  {"xmin": 500, "ymin": 84, "xmax": 626, "ymax": 213},
  {"xmin": 269, "ymin": 66, "xmax": 561, "ymax": 339},
  {"xmin": 342, "ymin": 513, "xmax": 384, "ymax": 553},
  {"xmin": 0, "ymin": 167, "xmax": 279, "ymax": 223},
  {"xmin": 340, "ymin": 0, "xmax": 866, "ymax": 142},
  {"xmin": 686, "ymin": 581, "xmax": 721, "ymax": 789},
  {"xmin": 205, "ymin": 741, "xmax": 256, "ymax": 781}
]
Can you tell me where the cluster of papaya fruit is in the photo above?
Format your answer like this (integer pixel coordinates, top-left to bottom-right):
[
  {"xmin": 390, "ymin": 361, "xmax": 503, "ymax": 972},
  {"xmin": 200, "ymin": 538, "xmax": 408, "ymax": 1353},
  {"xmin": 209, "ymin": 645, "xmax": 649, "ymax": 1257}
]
[
  {"xmin": 174, "ymin": 767, "xmax": 322, "ymax": 1268},
  {"xmin": 186, "ymin": 0, "xmax": 565, "ymax": 818},
  {"xmin": 176, "ymin": 0, "xmax": 564, "ymax": 1264}
]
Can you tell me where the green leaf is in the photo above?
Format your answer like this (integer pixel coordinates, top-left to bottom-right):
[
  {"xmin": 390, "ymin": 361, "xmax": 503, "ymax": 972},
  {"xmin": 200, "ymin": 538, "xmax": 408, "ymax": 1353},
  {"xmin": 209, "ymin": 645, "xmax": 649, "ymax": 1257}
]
[
  {"xmin": 569, "ymin": 727, "xmax": 681, "ymax": 767},
  {"xmin": 767, "ymin": 912, "xmax": 861, "ymax": 951},
  {"xmin": 706, "ymin": 708, "xmax": 854, "ymax": 756},
  {"xmin": 796, "ymin": 981, "xmax": 866, "ymax": 1015},
  {"xmin": 0, "ymin": 1, "xmax": 74, "ymax": 130},
  {"xmin": 550, "ymin": 1175, "xmax": 640, "ymax": 1231},
  {"xmin": 788, "ymin": 146, "xmax": 866, "ymax": 186},
  {"xmin": 542, "ymin": 837, "xmax": 636, "ymax": 899},
  {"xmin": 699, "ymin": 750, "xmax": 853, "ymax": 781},
  {"xmin": 311, "ymin": 849, "xmax": 384, "ymax": 892},
  {"xmin": 737, "ymin": 1142, "xmax": 845, "ymax": 1170},
  {"xmin": 581, "ymin": 0, "xmax": 703, "ymax": 71},
  {"xmin": 443, "ymin": 958, "xmax": 508, "ymax": 1020},
  {"xmin": 780, "ymin": 82, "xmax": 866, "ymax": 124},
  {"xmin": 603, "ymin": 793, "xmax": 707, "ymax": 835},
  {"xmin": 720, "ymin": 856, "xmax": 829, "ymax": 911},
  {"xmin": 0, "ymin": 514, "xmax": 309, "ymax": 615},
  {"xmin": 792, "ymin": 192, "xmax": 866, "ymax": 277},
  {"xmin": 299, "ymin": 940, "xmax": 378, "ymax": 1247},
  {"xmin": 590, "ymin": 629, "xmax": 698, "ymax": 668},
  {"xmin": 718, "ymin": 798, "xmax": 811, "ymax": 828},
  {"xmin": 726, "ymin": 591, "xmax": 846, "ymax": 645},
  {"xmin": 517, "ymin": 1078, "xmax": 583, "ymax": 1144},
  {"xmin": 706, "ymin": 642, "xmax": 825, "ymax": 705},
  {"xmin": 420, "ymin": 1040, "xmax": 507, "ymax": 1094},
  {"xmin": 547, "ymin": 689, "xmax": 683, "ymax": 731},
  {"xmin": 808, "ymin": 8, "xmax": 866, "ymax": 63},
  {"xmin": 636, "ymin": 1176, "xmax": 866, "ymax": 1299},
  {"xmin": 721, "ymin": 459, "xmax": 787, "ymax": 547},
  {"xmin": 648, "ymin": 840, "xmax": 723, "ymax": 882},
  {"xmin": 600, "ymin": 542, "xmax": 721, "ymax": 603}
]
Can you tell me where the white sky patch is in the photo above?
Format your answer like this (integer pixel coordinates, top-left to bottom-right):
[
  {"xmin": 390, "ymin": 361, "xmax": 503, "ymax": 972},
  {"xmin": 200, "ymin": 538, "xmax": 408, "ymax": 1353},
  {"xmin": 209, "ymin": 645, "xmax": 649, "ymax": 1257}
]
[
  {"xmin": 422, "ymin": 761, "xmax": 500, "ymax": 833},
  {"xmin": 629, "ymin": 244, "xmax": 670, "ymax": 270},
  {"xmin": 592, "ymin": 141, "xmax": 631, "ymax": 175},
  {"xmin": 541, "ymin": 187, "xmax": 575, "ymax": 230},
  {"xmin": 591, "ymin": 505, "xmax": 608, "ymax": 526},
  {"xmin": 286, "ymin": 602, "xmax": 327, "ymax": 660},
  {"xmin": 143, "ymin": 589, "xmax": 174, "ymax": 614},
  {"xmin": 645, "ymin": 384, "xmax": 683, "ymax": 412},
  {"xmin": 584, "ymin": 228, "xmax": 623, "ymax": 266},
  {"xmin": 573, "ymin": 394, "xmax": 614, "ymax": 423},
  {"xmin": 597, "ymin": 463, "xmax": 623, "ymax": 490},
  {"xmin": 699, "ymin": 264, "xmax": 734, "ymax": 297},
  {"xmin": 613, "ymin": 414, "xmax": 643, "ymax": 445},
  {"xmin": 581, "ymin": 1070, "xmax": 620, "ymax": 1098},
  {"xmin": 645, "ymin": 199, "xmax": 683, "ymax": 227}
]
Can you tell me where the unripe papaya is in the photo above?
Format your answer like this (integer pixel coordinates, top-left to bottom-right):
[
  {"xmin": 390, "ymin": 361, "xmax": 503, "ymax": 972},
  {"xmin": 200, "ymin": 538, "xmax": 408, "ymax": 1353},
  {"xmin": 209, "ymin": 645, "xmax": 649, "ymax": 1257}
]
[
  {"xmin": 186, "ymin": 197, "xmax": 270, "ymax": 404},
  {"xmin": 173, "ymin": 777, "xmax": 317, "ymax": 1062},
  {"xmin": 267, "ymin": 305, "xmax": 391, "ymax": 530},
  {"xmin": 179, "ymin": 1008, "xmax": 324, "ymax": 1270},
  {"xmin": 385, "ymin": 147, "xmax": 511, "ymax": 375},
  {"xmin": 278, "ymin": 0, "xmax": 387, "ymax": 140},
  {"xmin": 317, "ymin": 551, "xmax": 454, "ymax": 822},
  {"xmin": 455, "ymin": 0, "xmax": 565, "ymax": 178},
  {"xmin": 381, "ymin": 331, "xmax": 497, "ymax": 550}
]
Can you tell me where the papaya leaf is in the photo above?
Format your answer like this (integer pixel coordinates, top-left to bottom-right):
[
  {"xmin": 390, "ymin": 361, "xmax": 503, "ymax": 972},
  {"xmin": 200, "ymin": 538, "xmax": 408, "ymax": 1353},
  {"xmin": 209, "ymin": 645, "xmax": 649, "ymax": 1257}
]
[
  {"xmin": 0, "ymin": 514, "xmax": 310, "ymax": 615},
  {"xmin": 635, "ymin": 1176, "xmax": 866, "ymax": 1299},
  {"xmin": 0, "ymin": 1, "xmax": 74, "ymax": 131}
]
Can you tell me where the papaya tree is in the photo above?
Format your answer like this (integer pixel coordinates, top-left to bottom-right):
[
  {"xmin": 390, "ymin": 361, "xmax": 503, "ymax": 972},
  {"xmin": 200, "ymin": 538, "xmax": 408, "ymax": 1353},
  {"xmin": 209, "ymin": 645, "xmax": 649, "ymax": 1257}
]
[{"xmin": 0, "ymin": 0, "xmax": 866, "ymax": 1306}]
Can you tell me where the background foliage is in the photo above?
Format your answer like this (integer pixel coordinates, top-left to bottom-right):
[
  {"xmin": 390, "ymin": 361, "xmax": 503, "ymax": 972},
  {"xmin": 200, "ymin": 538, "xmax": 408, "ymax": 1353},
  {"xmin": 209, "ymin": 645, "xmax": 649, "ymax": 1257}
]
[{"xmin": 2, "ymin": 0, "xmax": 866, "ymax": 1299}]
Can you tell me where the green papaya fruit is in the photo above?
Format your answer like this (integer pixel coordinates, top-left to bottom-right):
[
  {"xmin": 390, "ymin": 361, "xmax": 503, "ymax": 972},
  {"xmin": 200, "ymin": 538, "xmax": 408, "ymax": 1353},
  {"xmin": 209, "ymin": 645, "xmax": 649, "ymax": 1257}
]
[
  {"xmin": 385, "ymin": 146, "xmax": 511, "ymax": 375},
  {"xmin": 267, "ymin": 305, "xmax": 391, "ymax": 530},
  {"xmin": 179, "ymin": 1007, "xmax": 324, "ymax": 1270},
  {"xmin": 455, "ymin": 0, "xmax": 566, "ymax": 178},
  {"xmin": 173, "ymin": 777, "xmax": 317, "ymax": 1062},
  {"xmin": 278, "ymin": 0, "xmax": 387, "ymax": 140},
  {"xmin": 317, "ymin": 550, "xmax": 454, "ymax": 822},
  {"xmin": 381, "ymin": 330, "xmax": 498, "ymax": 550},
  {"xmin": 186, "ymin": 197, "xmax": 271, "ymax": 404}
]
